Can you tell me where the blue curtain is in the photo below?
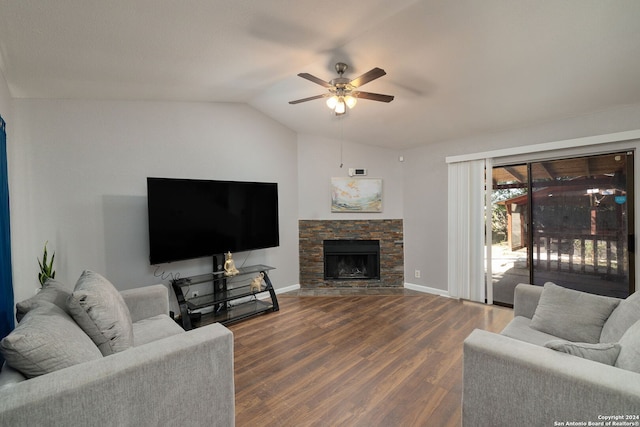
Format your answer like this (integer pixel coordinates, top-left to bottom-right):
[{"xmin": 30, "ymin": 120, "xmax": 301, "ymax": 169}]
[{"xmin": 0, "ymin": 115, "xmax": 14, "ymax": 361}]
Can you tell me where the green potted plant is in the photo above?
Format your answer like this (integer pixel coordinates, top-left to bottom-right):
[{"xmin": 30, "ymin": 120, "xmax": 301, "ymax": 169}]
[{"xmin": 38, "ymin": 241, "xmax": 55, "ymax": 286}]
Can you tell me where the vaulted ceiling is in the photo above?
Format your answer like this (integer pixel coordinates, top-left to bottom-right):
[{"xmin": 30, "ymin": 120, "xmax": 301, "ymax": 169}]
[{"xmin": 1, "ymin": 0, "xmax": 639, "ymax": 149}]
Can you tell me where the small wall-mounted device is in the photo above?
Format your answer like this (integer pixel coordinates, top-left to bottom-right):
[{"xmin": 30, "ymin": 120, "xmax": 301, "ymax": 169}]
[{"xmin": 348, "ymin": 168, "xmax": 367, "ymax": 177}]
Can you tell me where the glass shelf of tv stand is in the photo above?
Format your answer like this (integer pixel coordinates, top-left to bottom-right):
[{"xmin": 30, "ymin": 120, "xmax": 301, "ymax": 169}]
[
  {"xmin": 187, "ymin": 284, "xmax": 271, "ymax": 310},
  {"xmin": 177, "ymin": 265, "xmax": 275, "ymax": 310},
  {"xmin": 202, "ymin": 299, "xmax": 274, "ymax": 325},
  {"xmin": 175, "ymin": 264, "xmax": 274, "ymax": 286}
]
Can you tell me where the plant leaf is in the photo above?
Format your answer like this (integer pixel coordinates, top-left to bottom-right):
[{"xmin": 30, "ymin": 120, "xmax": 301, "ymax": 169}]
[{"xmin": 37, "ymin": 241, "xmax": 55, "ymax": 286}]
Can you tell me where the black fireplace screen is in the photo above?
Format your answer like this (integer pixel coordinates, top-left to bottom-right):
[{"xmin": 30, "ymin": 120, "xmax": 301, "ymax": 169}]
[{"xmin": 323, "ymin": 240, "xmax": 380, "ymax": 280}]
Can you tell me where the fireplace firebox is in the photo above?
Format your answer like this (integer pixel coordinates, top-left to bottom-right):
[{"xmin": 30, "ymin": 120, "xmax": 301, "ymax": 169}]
[{"xmin": 323, "ymin": 240, "xmax": 380, "ymax": 280}]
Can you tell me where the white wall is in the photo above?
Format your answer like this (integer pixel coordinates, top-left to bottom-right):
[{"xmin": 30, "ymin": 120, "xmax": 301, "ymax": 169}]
[
  {"xmin": 0, "ymin": 68, "xmax": 10, "ymax": 122},
  {"xmin": 7, "ymin": 74, "xmax": 640, "ymax": 302},
  {"xmin": 297, "ymin": 133, "xmax": 403, "ymax": 219},
  {"xmin": 9, "ymin": 99, "xmax": 298, "ymax": 306},
  {"xmin": 403, "ymin": 103, "xmax": 640, "ymax": 294}
]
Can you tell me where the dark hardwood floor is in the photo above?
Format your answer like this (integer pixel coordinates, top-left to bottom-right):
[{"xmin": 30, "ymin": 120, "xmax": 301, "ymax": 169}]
[{"xmin": 225, "ymin": 293, "xmax": 513, "ymax": 426}]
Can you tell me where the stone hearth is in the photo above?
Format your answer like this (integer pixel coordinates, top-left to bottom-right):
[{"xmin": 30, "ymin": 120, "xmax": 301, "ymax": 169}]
[{"xmin": 299, "ymin": 219, "xmax": 404, "ymax": 288}]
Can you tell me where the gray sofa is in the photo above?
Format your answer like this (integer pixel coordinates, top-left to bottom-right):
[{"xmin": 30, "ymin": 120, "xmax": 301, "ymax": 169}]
[
  {"xmin": 463, "ymin": 283, "xmax": 640, "ymax": 426},
  {"xmin": 0, "ymin": 272, "xmax": 235, "ymax": 427}
]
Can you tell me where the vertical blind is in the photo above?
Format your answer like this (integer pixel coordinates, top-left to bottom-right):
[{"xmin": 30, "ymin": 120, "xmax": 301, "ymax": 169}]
[{"xmin": 447, "ymin": 158, "xmax": 490, "ymax": 303}]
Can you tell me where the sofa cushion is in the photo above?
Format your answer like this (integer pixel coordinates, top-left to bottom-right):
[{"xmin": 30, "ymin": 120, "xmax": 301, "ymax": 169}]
[
  {"xmin": 15, "ymin": 278, "xmax": 73, "ymax": 322},
  {"xmin": 132, "ymin": 314, "xmax": 184, "ymax": 347},
  {"xmin": 530, "ymin": 282, "xmax": 619, "ymax": 343},
  {"xmin": 615, "ymin": 319, "xmax": 640, "ymax": 374},
  {"xmin": 0, "ymin": 362, "xmax": 27, "ymax": 389},
  {"xmin": 501, "ymin": 316, "xmax": 561, "ymax": 346},
  {"xmin": 67, "ymin": 270, "xmax": 134, "ymax": 356},
  {"xmin": 600, "ymin": 291, "xmax": 640, "ymax": 343},
  {"xmin": 0, "ymin": 302, "xmax": 102, "ymax": 378},
  {"xmin": 544, "ymin": 340, "xmax": 621, "ymax": 365}
]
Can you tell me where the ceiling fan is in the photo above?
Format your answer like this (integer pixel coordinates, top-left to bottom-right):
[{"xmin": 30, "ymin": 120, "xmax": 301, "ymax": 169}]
[{"xmin": 289, "ymin": 62, "xmax": 394, "ymax": 115}]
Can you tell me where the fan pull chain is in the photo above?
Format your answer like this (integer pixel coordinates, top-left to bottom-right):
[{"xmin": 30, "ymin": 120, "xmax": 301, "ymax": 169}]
[{"xmin": 340, "ymin": 119, "xmax": 344, "ymax": 168}]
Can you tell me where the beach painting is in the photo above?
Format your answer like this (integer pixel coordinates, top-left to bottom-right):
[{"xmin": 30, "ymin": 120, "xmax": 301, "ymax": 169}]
[{"xmin": 331, "ymin": 178, "xmax": 382, "ymax": 212}]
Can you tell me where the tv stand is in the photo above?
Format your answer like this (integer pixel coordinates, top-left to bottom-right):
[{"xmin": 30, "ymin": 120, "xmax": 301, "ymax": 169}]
[{"xmin": 171, "ymin": 264, "xmax": 279, "ymax": 330}]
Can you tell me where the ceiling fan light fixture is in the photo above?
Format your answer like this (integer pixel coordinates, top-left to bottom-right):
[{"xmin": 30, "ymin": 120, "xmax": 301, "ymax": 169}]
[
  {"xmin": 290, "ymin": 63, "xmax": 394, "ymax": 111},
  {"xmin": 326, "ymin": 96, "xmax": 338, "ymax": 109},
  {"xmin": 344, "ymin": 95, "xmax": 357, "ymax": 109}
]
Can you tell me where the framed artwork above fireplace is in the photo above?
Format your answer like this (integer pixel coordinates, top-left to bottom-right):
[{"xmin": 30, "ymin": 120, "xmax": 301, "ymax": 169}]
[{"xmin": 331, "ymin": 178, "xmax": 382, "ymax": 212}]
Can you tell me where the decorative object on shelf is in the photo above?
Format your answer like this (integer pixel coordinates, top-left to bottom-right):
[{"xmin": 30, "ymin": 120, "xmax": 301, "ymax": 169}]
[
  {"xmin": 331, "ymin": 178, "xmax": 383, "ymax": 213},
  {"xmin": 37, "ymin": 241, "xmax": 56, "ymax": 286},
  {"xmin": 250, "ymin": 272, "xmax": 265, "ymax": 293},
  {"xmin": 223, "ymin": 251, "xmax": 239, "ymax": 276}
]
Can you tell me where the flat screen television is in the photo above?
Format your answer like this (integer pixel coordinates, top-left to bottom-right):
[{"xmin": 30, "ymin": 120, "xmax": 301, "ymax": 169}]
[{"xmin": 147, "ymin": 177, "xmax": 279, "ymax": 265}]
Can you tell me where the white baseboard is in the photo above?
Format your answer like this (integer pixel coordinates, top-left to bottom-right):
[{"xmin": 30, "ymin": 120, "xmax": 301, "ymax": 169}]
[
  {"xmin": 255, "ymin": 283, "xmax": 300, "ymax": 300},
  {"xmin": 275, "ymin": 284, "xmax": 300, "ymax": 294},
  {"xmin": 404, "ymin": 282, "xmax": 451, "ymax": 298}
]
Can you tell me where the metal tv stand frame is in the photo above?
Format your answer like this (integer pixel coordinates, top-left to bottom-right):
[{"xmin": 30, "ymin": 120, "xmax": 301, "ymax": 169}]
[{"xmin": 172, "ymin": 263, "xmax": 279, "ymax": 330}]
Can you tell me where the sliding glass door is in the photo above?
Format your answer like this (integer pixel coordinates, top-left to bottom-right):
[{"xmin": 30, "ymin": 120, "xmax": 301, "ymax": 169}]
[
  {"xmin": 491, "ymin": 164, "xmax": 530, "ymax": 305},
  {"xmin": 490, "ymin": 152, "xmax": 634, "ymax": 306}
]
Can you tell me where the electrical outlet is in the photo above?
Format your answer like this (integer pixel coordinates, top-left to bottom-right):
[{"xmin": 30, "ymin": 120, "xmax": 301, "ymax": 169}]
[
  {"xmin": 415, "ymin": 270, "xmax": 421, "ymax": 278},
  {"xmin": 192, "ymin": 290, "xmax": 199, "ymax": 298}
]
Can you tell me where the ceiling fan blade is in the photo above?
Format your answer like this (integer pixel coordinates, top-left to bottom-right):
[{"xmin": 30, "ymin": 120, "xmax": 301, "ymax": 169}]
[
  {"xmin": 349, "ymin": 68, "xmax": 386, "ymax": 88},
  {"xmin": 289, "ymin": 93, "xmax": 330, "ymax": 104},
  {"xmin": 353, "ymin": 91, "xmax": 395, "ymax": 103},
  {"xmin": 298, "ymin": 73, "xmax": 332, "ymax": 88}
]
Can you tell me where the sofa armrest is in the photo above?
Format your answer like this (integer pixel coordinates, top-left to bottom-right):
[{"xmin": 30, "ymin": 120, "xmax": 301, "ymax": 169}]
[
  {"xmin": 513, "ymin": 283, "xmax": 543, "ymax": 319},
  {"xmin": 463, "ymin": 329, "xmax": 640, "ymax": 426},
  {"xmin": 0, "ymin": 323, "xmax": 235, "ymax": 427},
  {"xmin": 121, "ymin": 284, "xmax": 169, "ymax": 322}
]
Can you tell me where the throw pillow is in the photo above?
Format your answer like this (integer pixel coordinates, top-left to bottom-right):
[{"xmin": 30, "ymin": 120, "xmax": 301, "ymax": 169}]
[
  {"xmin": 15, "ymin": 278, "xmax": 73, "ymax": 322},
  {"xmin": 600, "ymin": 291, "xmax": 640, "ymax": 343},
  {"xmin": 615, "ymin": 319, "xmax": 640, "ymax": 374},
  {"xmin": 544, "ymin": 340, "xmax": 621, "ymax": 366},
  {"xmin": 530, "ymin": 282, "xmax": 619, "ymax": 343},
  {"xmin": 67, "ymin": 270, "xmax": 134, "ymax": 356},
  {"xmin": 0, "ymin": 302, "xmax": 102, "ymax": 378}
]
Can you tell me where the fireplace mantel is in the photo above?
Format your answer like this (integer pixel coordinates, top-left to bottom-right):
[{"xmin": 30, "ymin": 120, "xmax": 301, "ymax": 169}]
[{"xmin": 299, "ymin": 219, "xmax": 404, "ymax": 288}]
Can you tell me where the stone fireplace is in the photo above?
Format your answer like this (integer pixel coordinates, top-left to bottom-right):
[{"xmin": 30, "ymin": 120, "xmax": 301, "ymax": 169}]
[{"xmin": 299, "ymin": 219, "xmax": 403, "ymax": 288}]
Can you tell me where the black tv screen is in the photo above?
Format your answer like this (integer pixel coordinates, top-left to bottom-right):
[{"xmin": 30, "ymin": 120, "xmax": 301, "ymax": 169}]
[{"xmin": 147, "ymin": 177, "xmax": 279, "ymax": 264}]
